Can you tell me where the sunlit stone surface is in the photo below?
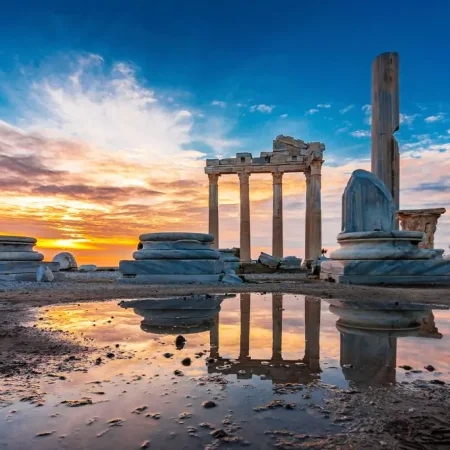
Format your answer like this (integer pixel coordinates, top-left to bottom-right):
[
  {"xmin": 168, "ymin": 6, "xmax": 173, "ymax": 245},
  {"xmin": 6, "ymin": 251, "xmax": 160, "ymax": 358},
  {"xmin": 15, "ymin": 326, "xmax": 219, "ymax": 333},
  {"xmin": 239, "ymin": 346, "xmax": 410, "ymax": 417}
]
[
  {"xmin": 0, "ymin": 235, "xmax": 63, "ymax": 281},
  {"xmin": 321, "ymin": 170, "xmax": 450, "ymax": 284},
  {"xmin": 119, "ymin": 232, "xmax": 242, "ymax": 284}
]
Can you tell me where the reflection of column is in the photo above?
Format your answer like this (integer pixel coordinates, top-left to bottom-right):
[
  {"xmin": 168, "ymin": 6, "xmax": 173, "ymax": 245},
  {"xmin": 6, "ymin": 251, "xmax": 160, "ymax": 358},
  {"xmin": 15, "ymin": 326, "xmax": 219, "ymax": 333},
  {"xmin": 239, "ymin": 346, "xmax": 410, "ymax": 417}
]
[
  {"xmin": 210, "ymin": 313, "xmax": 219, "ymax": 358},
  {"xmin": 239, "ymin": 172, "xmax": 251, "ymax": 262},
  {"xmin": 272, "ymin": 294, "xmax": 283, "ymax": 362},
  {"xmin": 239, "ymin": 294, "xmax": 251, "ymax": 360},
  {"xmin": 272, "ymin": 172, "xmax": 283, "ymax": 258},
  {"xmin": 339, "ymin": 329, "xmax": 397, "ymax": 386},
  {"xmin": 304, "ymin": 296, "xmax": 321, "ymax": 372},
  {"xmin": 208, "ymin": 174, "xmax": 220, "ymax": 249}
]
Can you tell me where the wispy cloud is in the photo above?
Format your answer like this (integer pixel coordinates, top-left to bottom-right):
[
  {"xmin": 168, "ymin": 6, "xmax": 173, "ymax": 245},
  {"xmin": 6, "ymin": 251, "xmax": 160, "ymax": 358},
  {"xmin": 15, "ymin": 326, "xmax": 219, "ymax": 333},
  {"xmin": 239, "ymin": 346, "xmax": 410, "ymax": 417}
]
[
  {"xmin": 249, "ymin": 104, "xmax": 274, "ymax": 113},
  {"xmin": 425, "ymin": 113, "xmax": 445, "ymax": 123},
  {"xmin": 400, "ymin": 113, "xmax": 419, "ymax": 125},
  {"xmin": 211, "ymin": 100, "xmax": 226, "ymax": 108},
  {"xmin": 317, "ymin": 103, "xmax": 331, "ymax": 109},
  {"xmin": 280, "ymin": 114, "xmax": 288, "ymax": 118},
  {"xmin": 350, "ymin": 130, "xmax": 370, "ymax": 138},
  {"xmin": 339, "ymin": 104, "xmax": 354, "ymax": 114},
  {"xmin": 336, "ymin": 121, "xmax": 351, "ymax": 133},
  {"xmin": 362, "ymin": 104, "xmax": 372, "ymax": 125},
  {"xmin": 306, "ymin": 108, "xmax": 319, "ymax": 115}
]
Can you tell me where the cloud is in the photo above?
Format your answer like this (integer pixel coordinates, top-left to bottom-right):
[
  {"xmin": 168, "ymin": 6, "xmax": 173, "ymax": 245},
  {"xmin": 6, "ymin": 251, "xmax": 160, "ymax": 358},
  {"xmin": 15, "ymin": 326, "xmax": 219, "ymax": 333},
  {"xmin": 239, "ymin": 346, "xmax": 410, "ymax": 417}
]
[
  {"xmin": 350, "ymin": 130, "xmax": 370, "ymax": 138},
  {"xmin": 317, "ymin": 104, "xmax": 331, "ymax": 109},
  {"xmin": 425, "ymin": 113, "xmax": 445, "ymax": 123},
  {"xmin": 339, "ymin": 105, "xmax": 354, "ymax": 114},
  {"xmin": 211, "ymin": 100, "xmax": 226, "ymax": 108},
  {"xmin": 362, "ymin": 104, "xmax": 372, "ymax": 125},
  {"xmin": 249, "ymin": 104, "xmax": 274, "ymax": 113},
  {"xmin": 336, "ymin": 121, "xmax": 351, "ymax": 133},
  {"xmin": 399, "ymin": 113, "xmax": 418, "ymax": 125},
  {"xmin": 305, "ymin": 109, "xmax": 319, "ymax": 115},
  {"xmin": 280, "ymin": 114, "xmax": 288, "ymax": 118}
]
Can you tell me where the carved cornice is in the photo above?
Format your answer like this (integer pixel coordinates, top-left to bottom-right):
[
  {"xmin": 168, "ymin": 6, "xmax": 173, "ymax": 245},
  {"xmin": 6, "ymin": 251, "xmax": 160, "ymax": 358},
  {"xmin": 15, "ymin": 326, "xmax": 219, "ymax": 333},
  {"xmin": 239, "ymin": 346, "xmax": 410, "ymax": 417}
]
[
  {"xmin": 238, "ymin": 172, "xmax": 250, "ymax": 184},
  {"xmin": 272, "ymin": 172, "xmax": 283, "ymax": 184},
  {"xmin": 208, "ymin": 173, "xmax": 220, "ymax": 185}
]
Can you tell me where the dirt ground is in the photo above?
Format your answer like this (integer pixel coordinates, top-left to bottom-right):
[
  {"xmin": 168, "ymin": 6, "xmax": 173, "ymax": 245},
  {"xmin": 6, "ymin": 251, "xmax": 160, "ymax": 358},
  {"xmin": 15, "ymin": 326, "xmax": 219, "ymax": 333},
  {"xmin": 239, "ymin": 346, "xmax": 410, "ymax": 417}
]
[{"xmin": 1, "ymin": 273, "xmax": 449, "ymax": 307}]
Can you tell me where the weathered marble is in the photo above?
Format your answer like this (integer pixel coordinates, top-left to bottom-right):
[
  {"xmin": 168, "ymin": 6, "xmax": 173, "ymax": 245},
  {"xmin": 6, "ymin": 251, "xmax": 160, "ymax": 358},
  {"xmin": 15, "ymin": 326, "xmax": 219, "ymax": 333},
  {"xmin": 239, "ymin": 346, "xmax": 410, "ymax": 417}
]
[
  {"xmin": 52, "ymin": 252, "xmax": 78, "ymax": 270},
  {"xmin": 140, "ymin": 232, "xmax": 214, "ymax": 243},
  {"xmin": 120, "ymin": 259, "xmax": 224, "ymax": 275},
  {"xmin": 258, "ymin": 252, "xmax": 280, "ymax": 269},
  {"xmin": 142, "ymin": 240, "xmax": 210, "ymax": 250},
  {"xmin": 36, "ymin": 265, "xmax": 54, "ymax": 282},
  {"xmin": 119, "ymin": 274, "xmax": 222, "ymax": 284},
  {"xmin": 0, "ymin": 251, "xmax": 44, "ymax": 261},
  {"xmin": 133, "ymin": 249, "xmax": 221, "ymax": 260},
  {"xmin": 342, "ymin": 170, "xmax": 396, "ymax": 233},
  {"xmin": 78, "ymin": 264, "xmax": 97, "ymax": 272},
  {"xmin": 0, "ymin": 261, "xmax": 60, "ymax": 274},
  {"xmin": 219, "ymin": 249, "xmax": 240, "ymax": 271},
  {"xmin": 397, "ymin": 208, "xmax": 446, "ymax": 249},
  {"xmin": 279, "ymin": 256, "xmax": 302, "ymax": 270}
]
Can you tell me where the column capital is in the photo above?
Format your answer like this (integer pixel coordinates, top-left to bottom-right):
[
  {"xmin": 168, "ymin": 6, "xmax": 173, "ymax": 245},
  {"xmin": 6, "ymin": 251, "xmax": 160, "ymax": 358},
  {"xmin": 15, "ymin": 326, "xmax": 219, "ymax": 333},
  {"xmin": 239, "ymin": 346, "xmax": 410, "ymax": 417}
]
[
  {"xmin": 272, "ymin": 172, "xmax": 284, "ymax": 184},
  {"xmin": 304, "ymin": 169, "xmax": 312, "ymax": 181},
  {"xmin": 208, "ymin": 173, "xmax": 220, "ymax": 185},
  {"xmin": 309, "ymin": 160, "xmax": 322, "ymax": 176},
  {"xmin": 238, "ymin": 172, "xmax": 250, "ymax": 183}
]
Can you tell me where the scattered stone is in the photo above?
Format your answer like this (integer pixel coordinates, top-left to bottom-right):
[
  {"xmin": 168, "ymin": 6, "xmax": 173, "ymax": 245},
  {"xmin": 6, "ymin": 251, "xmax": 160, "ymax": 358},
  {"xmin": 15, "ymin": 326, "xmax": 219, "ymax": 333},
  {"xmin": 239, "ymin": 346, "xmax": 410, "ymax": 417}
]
[
  {"xmin": 78, "ymin": 264, "xmax": 98, "ymax": 272},
  {"xmin": 179, "ymin": 412, "xmax": 192, "ymax": 420},
  {"xmin": 52, "ymin": 252, "xmax": 77, "ymax": 270},
  {"xmin": 399, "ymin": 365, "xmax": 413, "ymax": 370},
  {"xmin": 106, "ymin": 352, "xmax": 115, "ymax": 358},
  {"xmin": 211, "ymin": 429, "xmax": 228, "ymax": 439},
  {"xmin": 36, "ymin": 265, "xmax": 54, "ymax": 282},
  {"xmin": 146, "ymin": 413, "xmax": 161, "ymax": 420},
  {"xmin": 425, "ymin": 365, "xmax": 436, "ymax": 372},
  {"xmin": 221, "ymin": 273, "xmax": 244, "ymax": 284},
  {"xmin": 182, "ymin": 357, "xmax": 191, "ymax": 366},
  {"xmin": 430, "ymin": 379, "xmax": 445, "ymax": 385},
  {"xmin": 202, "ymin": 400, "xmax": 217, "ymax": 409},
  {"xmin": 258, "ymin": 252, "xmax": 280, "ymax": 269},
  {"xmin": 174, "ymin": 370, "xmax": 184, "ymax": 376},
  {"xmin": 86, "ymin": 417, "xmax": 98, "ymax": 425},
  {"xmin": 133, "ymin": 405, "xmax": 148, "ymax": 414},
  {"xmin": 199, "ymin": 422, "xmax": 215, "ymax": 429},
  {"xmin": 176, "ymin": 336, "xmax": 186, "ymax": 348},
  {"xmin": 279, "ymin": 256, "xmax": 302, "ymax": 270},
  {"xmin": 107, "ymin": 418, "xmax": 124, "ymax": 426},
  {"xmin": 36, "ymin": 431, "xmax": 55, "ymax": 437},
  {"xmin": 163, "ymin": 353, "xmax": 174, "ymax": 358},
  {"xmin": 141, "ymin": 440, "xmax": 150, "ymax": 449},
  {"xmin": 61, "ymin": 397, "xmax": 93, "ymax": 407},
  {"xmin": 95, "ymin": 357, "xmax": 102, "ymax": 365}
]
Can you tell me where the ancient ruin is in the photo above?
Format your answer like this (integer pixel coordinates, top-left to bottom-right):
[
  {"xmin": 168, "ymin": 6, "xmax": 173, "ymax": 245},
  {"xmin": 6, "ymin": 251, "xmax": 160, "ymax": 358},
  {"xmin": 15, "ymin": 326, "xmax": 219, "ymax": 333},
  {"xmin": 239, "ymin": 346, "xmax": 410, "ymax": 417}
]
[
  {"xmin": 320, "ymin": 170, "xmax": 450, "ymax": 284},
  {"xmin": 397, "ymin": 208, "xmax": 446, "ymax": 251},
  {"xmin": 118, "ymin": 232, "xmax": 242, "ymax": 284},
  {"xmin": 205, "ymin": 136, "xmax": 325, "ymax": 266},
  {"xmin": 0, "ymin": 235, "xmax": 63, "ymax": 281}
]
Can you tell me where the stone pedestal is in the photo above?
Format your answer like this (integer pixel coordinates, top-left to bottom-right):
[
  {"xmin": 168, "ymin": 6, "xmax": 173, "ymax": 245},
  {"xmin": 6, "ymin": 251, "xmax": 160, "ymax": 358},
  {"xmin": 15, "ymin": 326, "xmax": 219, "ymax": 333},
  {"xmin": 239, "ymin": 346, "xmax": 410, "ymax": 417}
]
[
  {"xmin": 320, "ymin": 170, "xmax": 450, "ymax": 285},
  {"xmin": 0, "ymin": 236, "xmax": 63, "ymax": 281},
  {"xmin": 219, "ymin": 249, "xmax": 240, "ymax": 271},
  {"xmin": 119, "ymin": 232, "xmax": 242, "ymax": 284},
  {"xmin": 397, "ymin": 208, "xmax": 446, "ymax": 249}
]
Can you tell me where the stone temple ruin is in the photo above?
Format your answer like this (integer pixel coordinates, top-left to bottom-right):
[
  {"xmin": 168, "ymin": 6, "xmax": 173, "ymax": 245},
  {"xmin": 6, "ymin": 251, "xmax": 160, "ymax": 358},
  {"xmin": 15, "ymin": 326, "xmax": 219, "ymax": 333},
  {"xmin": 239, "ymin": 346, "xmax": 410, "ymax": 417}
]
[{"xmin": 205, "ymin": 135, "xmax": 325, "ymax": 267}]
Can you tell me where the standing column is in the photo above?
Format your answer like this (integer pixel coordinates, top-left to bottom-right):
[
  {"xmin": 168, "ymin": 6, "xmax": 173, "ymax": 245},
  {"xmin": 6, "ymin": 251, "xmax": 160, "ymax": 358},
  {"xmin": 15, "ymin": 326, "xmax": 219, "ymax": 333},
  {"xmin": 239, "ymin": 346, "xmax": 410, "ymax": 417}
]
[
  {"xmin": 238, "ymin": 172, "xmax": 251, "ymax": 262},
  {"xmin": 304, "ymin": 170, "xmax": 312, "ymax": 266},
  {"xmin": 272, "ymin": 172, "xmax": 284, "ymax": 258},
  {"xmin": 371, "ymin": 52, "xmax": 400, "ymax": 221},
  {"xmin": 305, "ymin": 162, "xmax": 322, "ymax": 265},
  {"xmin": 208, "ymin": 173, "xmax": 220, "ymax": 249},
  {"xmin": 239, "ymin": 293, "xmax": 251, "ymax": 360}
]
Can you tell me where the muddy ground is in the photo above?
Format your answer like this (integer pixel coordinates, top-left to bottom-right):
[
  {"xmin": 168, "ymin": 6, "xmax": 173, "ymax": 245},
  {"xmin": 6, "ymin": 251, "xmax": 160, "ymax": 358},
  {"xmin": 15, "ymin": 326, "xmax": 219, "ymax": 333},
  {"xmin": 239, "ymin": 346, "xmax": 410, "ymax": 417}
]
[{"xmin": 2, "ymin": 274, "xmax": 450, "ymax": 449}]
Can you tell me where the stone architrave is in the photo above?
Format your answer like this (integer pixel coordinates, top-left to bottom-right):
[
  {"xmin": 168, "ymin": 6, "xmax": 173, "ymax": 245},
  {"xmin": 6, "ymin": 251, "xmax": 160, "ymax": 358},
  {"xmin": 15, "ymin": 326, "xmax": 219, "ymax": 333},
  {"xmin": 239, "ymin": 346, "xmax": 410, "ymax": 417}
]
[
  {"xmin": 371, "ymin": 52, "xmax": 400, "ymax": 218},
  {"xmin": 397, "ymin": 208, "xmax": 446, "ymax": 249}
]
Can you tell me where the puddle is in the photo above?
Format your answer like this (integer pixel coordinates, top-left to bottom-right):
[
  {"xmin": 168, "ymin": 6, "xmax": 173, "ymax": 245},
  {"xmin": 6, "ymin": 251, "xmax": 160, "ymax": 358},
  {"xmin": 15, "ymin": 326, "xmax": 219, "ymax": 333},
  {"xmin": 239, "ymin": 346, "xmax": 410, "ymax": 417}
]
[{"xmin": 1, "ymin": 293, "xmax": 450, "ymax": 449}]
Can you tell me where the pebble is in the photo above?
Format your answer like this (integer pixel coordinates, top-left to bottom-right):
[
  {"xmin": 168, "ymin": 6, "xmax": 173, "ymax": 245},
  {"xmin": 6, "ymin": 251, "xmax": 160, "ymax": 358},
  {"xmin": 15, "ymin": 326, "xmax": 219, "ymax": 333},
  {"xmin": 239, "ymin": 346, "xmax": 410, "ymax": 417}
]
[
  {"xmin": 141, "ymin": 440, "xmax": 150, "ymax": 449},
  {"xmin": 202, "ymin": 400, "xmax": 217, "ymax": 409},
  {"xmin": 211, "ymin": 429, "xmax": 228, "ymax": 439},
  {"xmin": 163, "ymin": 353, "xmax": 174, "ymax": 358},
  {"xmin": 174, "ymin": 370, "xmax": 184, "ymax": 376},
  {"xmin": 182, "ymin": 358, "xmax": 192, "ymax": 366},
  {"xmin": 175, "ymin": 336, "xmax": 186, "ymax": 347},
  {"xmin": 425, "ymin": 364, "xmax": 435, "ymax": 372}
]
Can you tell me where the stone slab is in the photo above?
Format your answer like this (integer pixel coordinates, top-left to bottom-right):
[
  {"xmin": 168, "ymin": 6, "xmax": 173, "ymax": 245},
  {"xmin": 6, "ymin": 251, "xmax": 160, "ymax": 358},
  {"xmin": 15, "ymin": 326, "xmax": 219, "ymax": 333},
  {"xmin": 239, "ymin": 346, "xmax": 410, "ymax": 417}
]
[
  {"xmin": 118, "ymin": 274, "xmax": 222, "ymax": 284},
  {"xmin": 119, "ymin": 259, "xmax": 224, "ymax": 275},
  {"xmin": 142, "ymin": 240, "xmax": 210, "ymax": 250},
  {"xmin": 0, "ymin": 272, "xmax": 66, "ymax": 281},
  {"xmin": 0, "ymin": 261, "xmax": 60, "ymax": 274},
  {"xmin": 133, "ymin": 249, "xmax": 220, "ymax": 260},
  {"xmin": 139, "ymin": 232, "xmax": 214, "ymax": 243},
  {"xmin": 0, "ymin": 236, "xmax": 36, "ymax": 244},
  {"xmin": 0, "ymin": 252, "xmax": 44, "ymax": 261},
  {"xmin": 321, "ymin": 259, "xmax": 450, "ymax": 285},
  {"xmin": 120, "ymin": 294, "xmax": 226, "ymax": 310}
]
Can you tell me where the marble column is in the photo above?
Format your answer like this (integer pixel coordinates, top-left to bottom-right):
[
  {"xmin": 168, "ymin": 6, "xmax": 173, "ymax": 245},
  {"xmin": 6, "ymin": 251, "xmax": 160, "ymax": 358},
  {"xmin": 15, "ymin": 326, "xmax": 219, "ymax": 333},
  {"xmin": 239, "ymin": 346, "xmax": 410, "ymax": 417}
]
[
  {"xmin": 305, "ymin": 162, "xmax": 322, "ymax": 265},
  {"xmin": 304, "ymin": 296, "xmax": 321, "ymax": 372},
  {"xmin": 272, "ymin": 294, "xmax": 283, "ymax": 362},
  {"xmin": 208, "ymin": 173, "xmax": 220, "ymax": 249},
  {"xmin": 371, "ymin": 52, "xmax": 400, "ymax": 221},
  {"xmin": 239, "ymin": 293, "xmax": 251, "ymax": 360},
  {"xmin": 272, "ymin": 172, "xmax": 284, "ymax": 258},
  {"xmin": 397, "ymin": 208, "xmax": 446, "ymax": 249},
  {"xmin": 238, "ymin": 172, "xmax": 251, "ymax": 262}
]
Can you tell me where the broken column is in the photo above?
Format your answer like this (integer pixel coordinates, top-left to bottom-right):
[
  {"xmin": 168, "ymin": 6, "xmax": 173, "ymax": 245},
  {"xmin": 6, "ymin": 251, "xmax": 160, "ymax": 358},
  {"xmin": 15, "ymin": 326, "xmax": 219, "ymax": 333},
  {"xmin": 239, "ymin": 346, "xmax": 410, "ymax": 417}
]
[{"xmin": 371, "ymin": 52, "xmax": 400, "ymax": 221}]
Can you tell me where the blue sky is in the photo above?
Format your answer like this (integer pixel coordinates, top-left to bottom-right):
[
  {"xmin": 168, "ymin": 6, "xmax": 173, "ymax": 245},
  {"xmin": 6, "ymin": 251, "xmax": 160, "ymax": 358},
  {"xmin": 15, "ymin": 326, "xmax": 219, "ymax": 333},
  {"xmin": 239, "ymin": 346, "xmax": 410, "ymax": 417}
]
[{"xmin": 0, "ymin": 0, "xmax": 449, "ymax": 260}]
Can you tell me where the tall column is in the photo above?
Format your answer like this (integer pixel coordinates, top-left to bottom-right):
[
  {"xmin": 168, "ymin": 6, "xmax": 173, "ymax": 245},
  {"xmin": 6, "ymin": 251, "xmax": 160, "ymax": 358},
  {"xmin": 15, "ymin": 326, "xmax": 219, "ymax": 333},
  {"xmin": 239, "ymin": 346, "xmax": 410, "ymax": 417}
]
[
  {"xmin": 272, "ymin": 294, "xmax": 283, "ymax": 362},
  {"xmin": 208, "ymin": 173, "xmax": 220, "ymax": 249},
  {"xmin": 272, "ymin": 172, "xmax": 284, "ymax": 258},
  {"xmin": 371, "ymin": 52, "xmax": 400, "ymax": 221},
  {"xmin": 304, "ymin": 170, "xmax": 312, "ymax": 265},
  {"xmin": 239, "ymin": 293, "xmax": 251, "ymax": 360},
  {"xmin": 238, "ymin": 172, "xmax": 251, "ymax": 262},
  {"xmin": 304, "ymin": 296, "xmax": 321, "ymax": 372},
  {"xmin": 210, "ymin": 313, "xmax": 220, "ymax": 359},
  {"xmin": 305, "ymin": 162, "xmax": 322, "ymax": 265}
]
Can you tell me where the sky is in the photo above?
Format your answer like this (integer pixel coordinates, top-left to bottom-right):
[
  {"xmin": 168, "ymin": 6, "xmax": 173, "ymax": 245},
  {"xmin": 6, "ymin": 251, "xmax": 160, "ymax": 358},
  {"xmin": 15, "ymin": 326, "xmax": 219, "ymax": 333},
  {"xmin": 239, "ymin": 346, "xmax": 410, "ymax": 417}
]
[{"xmin": 0, "ymin": 0, "xmax": 449, "ymax": 265}]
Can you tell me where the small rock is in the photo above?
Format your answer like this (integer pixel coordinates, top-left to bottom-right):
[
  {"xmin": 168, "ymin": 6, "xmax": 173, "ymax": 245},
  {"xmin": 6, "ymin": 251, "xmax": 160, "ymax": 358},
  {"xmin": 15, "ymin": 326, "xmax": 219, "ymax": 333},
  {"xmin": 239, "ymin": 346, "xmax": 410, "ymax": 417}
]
[
  {"xmin": 106, "ymin": 352, "xmax": 115, "ymax": 358},
  {"xmin": 133, "ymin": 405, "xmax": 148, "ymax": 414},
  {"xmin": 174, "ymin": 370, "xmax": 184, "ymax": 376},
  {"xmin": 52, "ymin": 252, "xmax": 77, "ymax": 270},
  {"xmin": 141, "ymin": 440, "xmax": 150, "ymax": 449},
  {"xmin": 202, "ymin": 400, "xmax": 217, "ymax": 409},
  {"xmin": 399, "ymin": 365, "xmax": 413, "ymax": 370},
  {"xmin": 425, "ymin": 365, "xmax": 435, "ymax": 372},
  {"xmin": 211, "ymin": 429, "xmax": 228, "ymax": 439},
  {"xmin": 36, "ymin": 431, "xmax": 55, "ymax": 437},
  {"xmin": 107, "ymin": 418, "xmax": 124, "ymax": 426},
  {"xmin": 78, "ymin": 264, "xmax": 98, "ymax": 272},
  {"xmin": 175, "ymin": 336, "xmax": 186, "ymax": 348},
  {"xmin": 163, "ymin": 353, "xmax": 174, "ymax": 358},
  {"xmin": 182, "ymin": 358, "xmax": 191, "ymax": 366},
  {"xmin": 430, "ymin": 379, "xmax": 445, "ymax": 385}
]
